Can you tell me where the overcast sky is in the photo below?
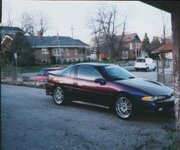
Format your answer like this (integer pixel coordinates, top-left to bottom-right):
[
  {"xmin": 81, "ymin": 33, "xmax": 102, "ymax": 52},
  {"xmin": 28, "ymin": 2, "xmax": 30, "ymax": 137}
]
[{"xmin": 2, "ymin": 0, "xmax": 172, "ymax": 44}]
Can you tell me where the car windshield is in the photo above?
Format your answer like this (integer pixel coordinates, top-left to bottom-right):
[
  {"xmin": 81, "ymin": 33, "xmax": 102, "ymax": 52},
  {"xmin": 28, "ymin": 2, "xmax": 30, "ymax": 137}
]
[
  {"xmin": 136, "ymin": 59, "xmax": 145, "ymax": 62},
  {"xmin": 105, "ymin": 65, "xmax": 135, "ymax": 80},
  {"xmin": 38, "ymin": 69, "xmax": 53, "ymax": 76},
  {"xmin": 38, "ymin": 70, "xmax": 46, "ymax": 76}
]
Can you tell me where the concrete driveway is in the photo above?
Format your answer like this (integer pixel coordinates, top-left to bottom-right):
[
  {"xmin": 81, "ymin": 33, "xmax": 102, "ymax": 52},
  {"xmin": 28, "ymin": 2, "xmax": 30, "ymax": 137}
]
[{"xmin": 2, "ymin": 84, "xmax": 175, "ymax": 150}]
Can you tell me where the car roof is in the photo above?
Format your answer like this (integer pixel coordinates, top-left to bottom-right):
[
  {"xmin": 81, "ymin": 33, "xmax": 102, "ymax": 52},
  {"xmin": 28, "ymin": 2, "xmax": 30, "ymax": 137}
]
[{"xmin": 74, "ymin": 62, "xmax": 113, "ymax": 67}]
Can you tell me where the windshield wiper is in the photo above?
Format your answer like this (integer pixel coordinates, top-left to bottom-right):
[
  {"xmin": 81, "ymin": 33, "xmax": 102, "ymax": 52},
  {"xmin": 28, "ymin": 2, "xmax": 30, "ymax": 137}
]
[{"xmin": 111, "ymin": 77, "xmax": 125, "ymax": 81}]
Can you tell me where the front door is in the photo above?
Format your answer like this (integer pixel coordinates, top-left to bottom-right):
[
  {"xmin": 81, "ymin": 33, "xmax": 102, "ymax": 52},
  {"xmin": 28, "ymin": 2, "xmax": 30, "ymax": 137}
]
[{"xmin": 73, "ymin": 65, "xmax": 113, "ymax": 105}]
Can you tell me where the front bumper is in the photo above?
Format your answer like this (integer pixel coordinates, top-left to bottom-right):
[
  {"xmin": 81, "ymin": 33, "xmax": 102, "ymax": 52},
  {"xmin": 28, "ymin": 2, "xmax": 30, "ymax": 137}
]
[
  {"xmin": 135, "ymin": 97, "xmax": 174, "ymax": 113},
  {"xmin": 154, "ymin": 99, "xmax": 174, "ymax": 112}
]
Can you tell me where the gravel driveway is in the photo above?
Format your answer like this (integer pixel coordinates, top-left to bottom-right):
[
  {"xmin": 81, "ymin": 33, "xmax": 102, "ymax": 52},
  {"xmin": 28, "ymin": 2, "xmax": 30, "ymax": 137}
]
[{"xmin": 1, "ymin": 84, "xmax": 175, "ymax": 150}]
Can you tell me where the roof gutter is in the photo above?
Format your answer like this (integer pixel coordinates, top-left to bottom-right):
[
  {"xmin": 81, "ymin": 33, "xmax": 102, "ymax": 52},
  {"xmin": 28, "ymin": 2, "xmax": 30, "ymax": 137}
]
[{"xmin": 31, "ymin": 45, "xmax": 89, "ymax": 48}]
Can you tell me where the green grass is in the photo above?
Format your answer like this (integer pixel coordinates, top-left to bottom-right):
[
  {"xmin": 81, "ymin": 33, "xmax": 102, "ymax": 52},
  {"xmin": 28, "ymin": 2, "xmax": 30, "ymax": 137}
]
[
  {"xmin": 164, "ymin": 135, "xmax": 177, "ymax": 150},
  {"xmin": 1, "ymin": 60, "xmax": 134, "ymax": 73},
  {"xmin": 18, "ymin": 64, "xmax": 65, "ymax": 73},
  {"xmin": 1, "ymin": 64, "xmax": 65, "ymax": 73}
]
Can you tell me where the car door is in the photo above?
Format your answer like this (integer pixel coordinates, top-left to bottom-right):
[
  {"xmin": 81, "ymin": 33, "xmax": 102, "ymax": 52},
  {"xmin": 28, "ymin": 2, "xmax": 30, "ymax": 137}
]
[
  {"xmin": 72, "ymin": 65, "xmax": 112, "ymax": 105},
  {"xmin": 58, "ymin": 65, "xmax": 77, "ymax": 99}
]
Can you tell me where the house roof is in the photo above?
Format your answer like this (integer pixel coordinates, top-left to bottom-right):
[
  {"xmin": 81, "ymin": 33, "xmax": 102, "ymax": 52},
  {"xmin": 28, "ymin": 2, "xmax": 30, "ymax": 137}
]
[
  {"xmin": 27, "ymin": 36, "xmax": 89, "ymax": 48},
  {"xmin": 0, "ymin": 26, "xmax": 24, "ymax": 32},
  {"xmin": 117, "ymin": 33, "xmax": 141, "ymax": 43},
  {"xmin": 123, "ymin": 33, "xmax": 141, "ymax": 42},
  {"xmin": 0, "ymin": 26, "xmax": 24, "ymax": 39},
  {"xmin": 0, "ymin": 26, "xmax": 24, "ymax": 34},
  {"xmin": 152, "ymin": 43, "xmax": 174, "ymax": 54}
]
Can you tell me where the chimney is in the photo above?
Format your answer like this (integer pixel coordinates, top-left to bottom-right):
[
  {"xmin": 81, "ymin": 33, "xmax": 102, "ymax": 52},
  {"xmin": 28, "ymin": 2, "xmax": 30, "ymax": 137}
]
[{"xmin": 36, "ymin": 31, "xmax": 42, "ymax": 37}]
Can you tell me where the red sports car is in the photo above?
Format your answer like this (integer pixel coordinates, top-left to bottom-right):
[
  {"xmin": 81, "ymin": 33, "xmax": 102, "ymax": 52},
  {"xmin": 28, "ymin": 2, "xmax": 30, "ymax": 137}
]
[
  {"xmin": 45, "ymin": 63, "xmax": 174, "ymax": 120},
  {"xmin": 30, "ymin": 67, "xmax": 64, "ymax": 82}
]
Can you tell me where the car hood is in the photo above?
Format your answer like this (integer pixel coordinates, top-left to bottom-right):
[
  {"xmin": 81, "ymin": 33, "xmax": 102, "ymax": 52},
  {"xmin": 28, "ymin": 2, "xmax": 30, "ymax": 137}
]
[{"xmin": 114, "ymin": 78, "xmax": 173, "ymax": 96}]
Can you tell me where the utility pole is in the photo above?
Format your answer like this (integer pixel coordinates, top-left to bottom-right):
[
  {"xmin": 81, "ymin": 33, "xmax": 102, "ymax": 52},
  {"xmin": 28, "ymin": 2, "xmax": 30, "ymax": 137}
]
[
  {"xmin": 14, "ymin": 52, "xmax": 18, "ymax": 76},
  {"xmin": 70, "ymin": 25, "xmax": 75, "ymax": 39}
]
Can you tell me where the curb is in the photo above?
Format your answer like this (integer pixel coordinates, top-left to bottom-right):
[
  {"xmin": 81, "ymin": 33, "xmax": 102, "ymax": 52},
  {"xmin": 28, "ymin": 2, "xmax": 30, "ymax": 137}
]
[{"xmin": 1, "ymin": 80, "xmax": 45, "ymax": 89}]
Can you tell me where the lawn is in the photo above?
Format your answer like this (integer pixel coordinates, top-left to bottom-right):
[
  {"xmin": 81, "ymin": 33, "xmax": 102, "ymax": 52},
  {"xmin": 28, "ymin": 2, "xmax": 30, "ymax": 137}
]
[
  {"xmin": 1, "ymin": 64, "xmax": 66, "ymax": 74},
  {"xmin": 18, "ymin": 64, "xmax": 66, "ymax": 73}
]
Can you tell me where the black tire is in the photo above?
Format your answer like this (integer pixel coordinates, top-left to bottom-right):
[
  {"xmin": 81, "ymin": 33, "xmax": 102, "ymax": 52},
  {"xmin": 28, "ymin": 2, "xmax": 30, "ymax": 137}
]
[
  {"xmin": 53, "ymin": 86, "xmax": 66, "ymax": 105},
  {"xmin": 135, "ymin": 68, "xmax": 139, "ymax": 71},
  {"xmin": 114, "ymin": 95, "xmax": 135, "ymax": 120},
  {"xmin": 146, "ymin": 67, "xmax": 149, "ymax": 72}
]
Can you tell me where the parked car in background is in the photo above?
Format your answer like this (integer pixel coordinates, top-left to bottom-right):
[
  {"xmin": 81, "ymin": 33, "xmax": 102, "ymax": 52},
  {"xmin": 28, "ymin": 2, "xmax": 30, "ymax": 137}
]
[
  {"xmin": 30, "ymin": 67, "xmax": 65, "ymax": 82},
  {"xmin": 45, "ymin": 63, "xmax": 174, "ymax": 120},
  {"xmin": 134, "ymin": 58, "xmax": 156, "ymax": 71}
]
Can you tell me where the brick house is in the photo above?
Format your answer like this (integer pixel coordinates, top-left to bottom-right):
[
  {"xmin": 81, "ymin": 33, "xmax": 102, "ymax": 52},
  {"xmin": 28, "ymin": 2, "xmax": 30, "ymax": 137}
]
[
  {"xmin": 26, "ymin": 35, "xmax": 89, "ymax": 64},
  {"xmin": 93, "ymin": 33, "xmax": 141, "ymax": 60},
  {"xmin": 121, "ymin": 33, "xmax": 141, "ymax": 60}
]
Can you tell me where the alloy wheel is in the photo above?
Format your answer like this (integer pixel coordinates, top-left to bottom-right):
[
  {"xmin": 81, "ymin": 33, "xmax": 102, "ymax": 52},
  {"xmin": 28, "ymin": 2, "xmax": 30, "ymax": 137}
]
[
  {"xmin": 115, "ymin": 96, "xmax": 132, "ymax": 119},
  {"xmin": 53, "ymin": 87, "xmax": 64, "ymax": 105}
]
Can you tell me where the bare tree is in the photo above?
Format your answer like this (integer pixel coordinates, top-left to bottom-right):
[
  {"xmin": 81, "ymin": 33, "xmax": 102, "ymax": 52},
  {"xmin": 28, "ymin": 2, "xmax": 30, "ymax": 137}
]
[
  {"xmin": 4, "ymin": 7, "xmax": 13, "ymax": 26},
  {"xmin": 160, "ymin": 11, "xmax": 169, "ymax": 44},
  {"xmin": 89, "ymin": 6, "xmax": 127, "ymax": 61},
  {"xmin": 21, "ymin": 12, "xmax": 34, "ymax": 35},
  {"xmin": 35, "ymin": 11, "xmax": 48, "ymax": 36},
  {"xmin": 88, "ymin": 18, "xmax": 102, "ymax": 61},
  {"xmin": 21, "ymin": 11, "xmax": 48, "ymax": 36},
  {"xmin": 7, "ymin": 9, "xmax": 13, "ymax": 26}
]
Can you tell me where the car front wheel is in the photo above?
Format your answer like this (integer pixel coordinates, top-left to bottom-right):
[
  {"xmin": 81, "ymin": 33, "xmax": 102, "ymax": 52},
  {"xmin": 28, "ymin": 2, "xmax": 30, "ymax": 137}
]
[
  {"xmin": 115, "ymin": 95, "xmax": 134, "ymax": 120},
  {"xmin": 53, "ymin": 86, "xmax": 65, "ymax": 105}
]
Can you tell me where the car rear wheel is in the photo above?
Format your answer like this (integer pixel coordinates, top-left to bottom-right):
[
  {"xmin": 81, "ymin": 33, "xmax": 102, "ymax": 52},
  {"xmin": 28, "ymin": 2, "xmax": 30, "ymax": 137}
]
[
  {"xmin": 153, "ymin": 67, "xmax": 156, "ymax": 71},
  {"xmin": 115, "ymin": 95, "xmax": 134, "ymax": 120},
  {"xmin": 53, "ymin": 86, "xmax": 65, "ymax": 105}
]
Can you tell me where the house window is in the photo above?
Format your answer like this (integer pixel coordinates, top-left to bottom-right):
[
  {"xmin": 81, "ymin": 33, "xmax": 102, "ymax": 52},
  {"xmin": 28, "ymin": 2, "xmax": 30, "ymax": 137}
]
[
  {"xmin": 55, "ymin": 48, "xmax": 63, "ymax": 55},
  {"xmin": 42, "ymin": 48, "xmax": 49, "ymax": 54},
  {"xmin": 75, "ymin": 49, "xmax": 78, "ymax": 56},
  {"xmin": 66, "ymin": 49, "xmax": 69, "ymax": 56},
  {"xmin": 130, "ymin": 43, "xmax": 133, "ymax": 50},
  {"xmin": 135, "ymin": 42, "xmax": 139, "ymax": 49}
]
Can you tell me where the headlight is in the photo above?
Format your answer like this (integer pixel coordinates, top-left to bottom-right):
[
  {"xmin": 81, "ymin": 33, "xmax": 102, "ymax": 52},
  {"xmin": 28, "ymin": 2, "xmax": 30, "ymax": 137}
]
[
  {"xmin": 153, "ymin": 96, "xmax": 166, "ymax": 100},
  {"xmin": 142, "ymin": 96, "xmax": 153, "ymax": 101},
  {"xmin": 142, "ymin": 96, "xmax": 166, "ymax": 101}
]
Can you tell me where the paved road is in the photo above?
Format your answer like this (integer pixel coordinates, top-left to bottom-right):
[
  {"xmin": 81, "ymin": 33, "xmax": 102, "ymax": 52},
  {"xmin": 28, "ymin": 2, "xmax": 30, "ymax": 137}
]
[
  {"xmin": 2, "ymin": 84, "xmax": 175, "ymax": 150},
  {"xmin": 131, "ymin": 71, "xmax": 157, "ymax": 81}
]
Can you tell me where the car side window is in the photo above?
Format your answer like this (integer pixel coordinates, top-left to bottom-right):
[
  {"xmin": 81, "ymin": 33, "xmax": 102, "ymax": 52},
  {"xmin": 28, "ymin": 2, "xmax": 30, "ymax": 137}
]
[
  {"xmin": 77, "ymin": 66, "xmax": 101, "ymax": 81},
  {"xmin": 70, "ymin": 66, "xmax": 76, "ymax": 78},
  {"xmin": 61, "ymin": 66, "xmax": 76, "ymax": 78},
  {"xmin": 60, "ymin": 66, "xmax": 73, "ymax": 77}
]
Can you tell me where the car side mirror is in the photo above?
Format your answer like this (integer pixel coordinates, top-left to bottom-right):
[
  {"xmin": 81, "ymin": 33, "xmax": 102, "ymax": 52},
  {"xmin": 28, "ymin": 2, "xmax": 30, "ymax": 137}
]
[{"xmin": 94, "ymin": 78, "xmax": 106, "ymax": 85}]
